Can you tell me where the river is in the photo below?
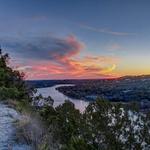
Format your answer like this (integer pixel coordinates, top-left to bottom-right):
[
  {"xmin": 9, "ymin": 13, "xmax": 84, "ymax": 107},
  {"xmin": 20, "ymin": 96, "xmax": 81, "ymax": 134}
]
[
  {"xmin": 36, "ymin": 84, "xmax": 89, "ymax": 112},
  {"xmin": 0, "ymin": 84, "xmax": 88, "ymax": 149}
]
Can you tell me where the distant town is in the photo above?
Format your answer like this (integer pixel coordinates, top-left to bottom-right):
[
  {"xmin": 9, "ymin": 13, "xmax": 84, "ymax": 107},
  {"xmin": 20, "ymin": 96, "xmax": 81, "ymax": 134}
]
[{"xmin": 27, "ymin": 75, "xmax": 150, "ymax": 112}]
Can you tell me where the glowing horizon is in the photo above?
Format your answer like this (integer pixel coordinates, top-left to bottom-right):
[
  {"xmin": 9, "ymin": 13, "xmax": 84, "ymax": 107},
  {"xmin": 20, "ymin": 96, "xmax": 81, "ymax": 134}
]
[{"xmin": 1, "ymin": 0, "xmax": 150, "ymax": 79}]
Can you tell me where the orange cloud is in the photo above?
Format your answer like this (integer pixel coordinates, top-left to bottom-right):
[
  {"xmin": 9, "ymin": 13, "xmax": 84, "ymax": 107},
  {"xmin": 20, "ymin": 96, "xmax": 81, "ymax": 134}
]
[
  {"xmin": 11, "ymin": 35, "xmax": 119, "ymax": 79},
  {"xmin": 19, "ymin": 54, "xmax": 118, "ymax": 79}
]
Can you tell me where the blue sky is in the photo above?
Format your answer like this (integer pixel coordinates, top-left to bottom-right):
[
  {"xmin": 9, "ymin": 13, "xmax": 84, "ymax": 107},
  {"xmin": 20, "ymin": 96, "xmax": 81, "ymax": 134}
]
[{"xmin": 0, "ymin": 0, "xmax": 150, "ymax": 79}]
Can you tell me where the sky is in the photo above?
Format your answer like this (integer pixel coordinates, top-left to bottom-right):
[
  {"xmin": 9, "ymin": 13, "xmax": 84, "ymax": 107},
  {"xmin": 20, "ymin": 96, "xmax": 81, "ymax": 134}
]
[{"xmin": 0, "ymin": 0, "xmax": 150, "ymax": 79}]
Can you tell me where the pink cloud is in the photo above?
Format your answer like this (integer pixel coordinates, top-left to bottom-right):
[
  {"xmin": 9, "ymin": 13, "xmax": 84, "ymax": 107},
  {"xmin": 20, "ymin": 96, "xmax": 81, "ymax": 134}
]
[
  {"xmin": 12, "ymin": 35, "xmax": 119, "ymax": 79},
  {"xmin": 107, "ymin": 43, "xmax": 122, "ymax": 51}
]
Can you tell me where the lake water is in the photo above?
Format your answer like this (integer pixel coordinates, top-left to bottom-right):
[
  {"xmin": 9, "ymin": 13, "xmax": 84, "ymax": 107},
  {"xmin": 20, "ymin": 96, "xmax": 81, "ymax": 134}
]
[{"xmin": 36, "ymin": 84, "xmax": 89, "ymax": 112}]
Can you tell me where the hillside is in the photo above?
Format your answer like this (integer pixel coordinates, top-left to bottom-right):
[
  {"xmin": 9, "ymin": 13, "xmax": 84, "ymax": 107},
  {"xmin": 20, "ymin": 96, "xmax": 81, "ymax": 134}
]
[{"xmin": 0, "ymin": 50, "xmax": 150, "ymax": 149}]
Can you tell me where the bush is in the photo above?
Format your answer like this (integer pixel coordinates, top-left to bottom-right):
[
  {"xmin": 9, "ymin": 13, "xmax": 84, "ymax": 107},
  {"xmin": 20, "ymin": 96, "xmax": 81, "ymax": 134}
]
[{"xmin": 0, "ymin": 49, "xmax": 33, "ymax": 101}]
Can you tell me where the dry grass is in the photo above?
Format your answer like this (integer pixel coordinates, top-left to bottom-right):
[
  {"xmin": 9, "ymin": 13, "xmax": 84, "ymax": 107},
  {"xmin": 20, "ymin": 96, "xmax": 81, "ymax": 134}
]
[
  {"xmin": 15, "ymin": 112, "xmax": 60, "ymax": 150},
  {"xmin": 3, "ymin": 99, "xmax": 60, "ymax": 149}
]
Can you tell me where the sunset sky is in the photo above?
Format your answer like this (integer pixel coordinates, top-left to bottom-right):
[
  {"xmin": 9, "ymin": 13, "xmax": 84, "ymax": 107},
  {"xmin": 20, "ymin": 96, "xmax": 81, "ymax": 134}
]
[{"xmin": 0, "ymin": 0, "xmax": 150, "ymax": 79}]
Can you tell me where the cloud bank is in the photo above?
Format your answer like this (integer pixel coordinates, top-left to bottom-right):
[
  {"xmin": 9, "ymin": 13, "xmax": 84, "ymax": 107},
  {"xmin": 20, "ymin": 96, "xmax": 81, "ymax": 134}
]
[{"xmin": 1, "ymin": 35, "xmax": 118, "ymax": 79}]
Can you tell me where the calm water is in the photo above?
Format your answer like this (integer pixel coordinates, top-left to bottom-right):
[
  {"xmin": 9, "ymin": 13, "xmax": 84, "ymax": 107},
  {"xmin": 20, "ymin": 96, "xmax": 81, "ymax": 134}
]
[
  {"xmin": 0, "ymin": 85, "xmax": 87, "ymax": 149},
  {"xmin": 36, "ymin": 84, "xmax": 89, "ymax": 112}
]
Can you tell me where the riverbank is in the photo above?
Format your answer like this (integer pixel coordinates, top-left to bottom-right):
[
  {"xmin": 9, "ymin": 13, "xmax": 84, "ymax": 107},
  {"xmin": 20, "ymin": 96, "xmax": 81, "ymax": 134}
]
[{"xmin": 36, "ymin": 84, "xmax": 89, "ymax": 112}]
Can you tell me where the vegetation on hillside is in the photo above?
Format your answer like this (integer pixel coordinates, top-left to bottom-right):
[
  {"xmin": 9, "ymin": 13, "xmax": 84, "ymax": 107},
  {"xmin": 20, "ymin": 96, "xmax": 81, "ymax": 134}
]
[
  {"xmin": 39, "ymin": 100, "xmax": 150, "ymax": 150},
  {"xmin": 0, "ymin": 49, "xmax": 150, "ymax": 150},
  {"xmin": 57, "ymin": 78, "xmax": 150, "ymax": 104},
  {"xmin": 0, "ymin": 48, "xmax": 33, "ymax": 101}
]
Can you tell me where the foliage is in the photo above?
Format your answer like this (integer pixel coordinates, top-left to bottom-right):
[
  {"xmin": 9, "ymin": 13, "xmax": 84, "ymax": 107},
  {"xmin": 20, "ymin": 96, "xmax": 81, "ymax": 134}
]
[
  {"xmin": 0, "ymin": 49, "xmax": 33, "ymax": 100},
  {"xmin": 0, "ymin": 49, "xmax": 150, "ymax": 149},
  {"xmin": 39, "ymin": 101, "xmax": 81, "ymax": 145},
  {"xmin": 57, "ymin": 78, "xmax": 150, "ymax": 103},
  {"xmin": 39, "ymin": 99, "xmax": 150, "ymax": 150}
]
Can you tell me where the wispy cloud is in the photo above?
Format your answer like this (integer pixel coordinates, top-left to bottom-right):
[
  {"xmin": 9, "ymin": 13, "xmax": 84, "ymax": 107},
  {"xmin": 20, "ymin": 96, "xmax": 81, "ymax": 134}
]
[
  {"xmin": 79, "ymin": 24, "xmax": 136, "ymax": 36},
  {"xmin": 1, "ymin": 35, "xmax": 84, "ymax": 61},
  {"xmin": 106, "ymin": 43, "xmax": 123, "ymax": 51},
  {"xmin": 30, "ymin": 15, "xmax": 48, "ymax": 21},
  {"xmin": 1, "ymin": 35, "xmax": 119, "ymax": 79}
]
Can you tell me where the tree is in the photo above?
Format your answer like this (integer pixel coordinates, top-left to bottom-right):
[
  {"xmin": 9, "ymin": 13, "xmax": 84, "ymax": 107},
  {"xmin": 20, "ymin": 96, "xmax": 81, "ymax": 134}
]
[
  {"xmin": 0, "ymin": 48, "xmax": 33, "ymax": 100},
  {"xmin": 82, "ymin": 99, "xmax": 150, "ymax": 150},
  {"xmin": 52, "ymin": 101, "xmax": 81, "ymax": 144}
]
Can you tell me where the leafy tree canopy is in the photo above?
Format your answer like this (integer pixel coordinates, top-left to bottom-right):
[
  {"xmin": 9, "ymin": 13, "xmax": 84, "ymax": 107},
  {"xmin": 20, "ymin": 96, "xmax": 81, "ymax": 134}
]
[{"xmin": 0, "ymin": 48, "xmax": 32, "ymax": 100}]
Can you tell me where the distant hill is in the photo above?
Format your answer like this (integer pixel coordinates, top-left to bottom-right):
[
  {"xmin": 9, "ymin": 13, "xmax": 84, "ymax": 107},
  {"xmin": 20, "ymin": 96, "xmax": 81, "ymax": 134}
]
[
  {"xmin": 26, "ymin": 75, "xmax": 150, "ymax": 88},
  {"xmin": 119, "ymin": 75, "xmax": 150, "ymax": 80}
]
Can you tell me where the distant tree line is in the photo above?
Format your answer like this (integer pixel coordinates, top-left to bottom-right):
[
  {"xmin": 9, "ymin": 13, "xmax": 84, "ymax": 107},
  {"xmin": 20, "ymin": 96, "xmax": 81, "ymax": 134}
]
[{"xmin": 0, "ymin": 49, "xmax": 150, "ymax": 150}]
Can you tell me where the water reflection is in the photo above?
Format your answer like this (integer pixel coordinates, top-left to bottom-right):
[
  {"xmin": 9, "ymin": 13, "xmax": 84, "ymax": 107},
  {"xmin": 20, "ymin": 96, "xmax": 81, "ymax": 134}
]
[{"xmin": 36, "ymin": 84, "xmax": 89, "ymax": 112}]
